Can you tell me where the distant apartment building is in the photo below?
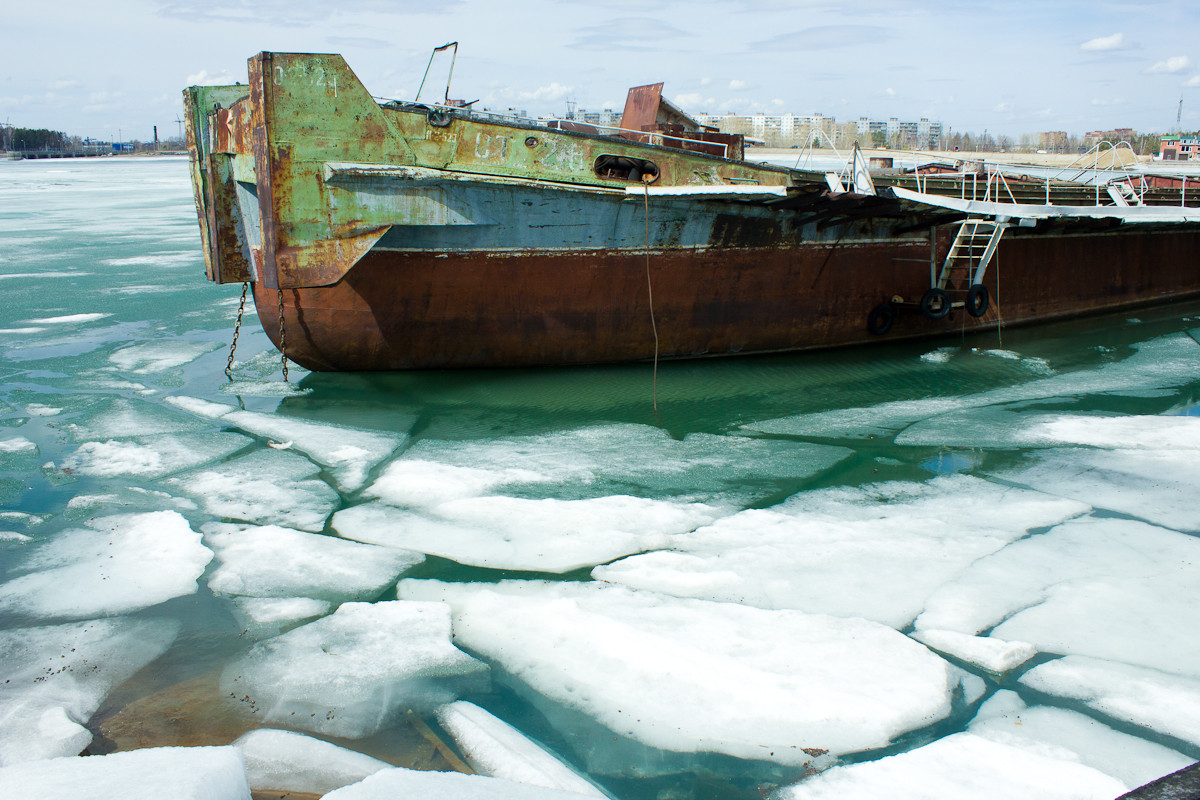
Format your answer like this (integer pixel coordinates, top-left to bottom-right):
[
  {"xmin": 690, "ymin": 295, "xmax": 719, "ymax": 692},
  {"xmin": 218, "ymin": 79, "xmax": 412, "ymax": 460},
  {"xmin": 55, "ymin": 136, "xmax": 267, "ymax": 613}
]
[
  {"xmin": 1160, "ymin": 135, "xmax": 1200, "ymax": 160},
  {"xmin": 1084, "ymin": 128, "xmax": 1135, "ymax": 147},
  {"xmin": 691, "ymin": 112, "xmax": 942, "ymax": 149},
  {"xmin": 1039, "ymin": 131, "xmax": 1069, "ymax": 152}
]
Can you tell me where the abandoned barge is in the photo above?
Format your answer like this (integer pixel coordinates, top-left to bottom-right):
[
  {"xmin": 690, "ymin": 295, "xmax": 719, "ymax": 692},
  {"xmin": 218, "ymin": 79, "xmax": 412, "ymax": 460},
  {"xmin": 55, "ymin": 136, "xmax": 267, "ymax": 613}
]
[{"xmin": 184, "ymin": 52, "xmax": 1200, "ymax": 371}]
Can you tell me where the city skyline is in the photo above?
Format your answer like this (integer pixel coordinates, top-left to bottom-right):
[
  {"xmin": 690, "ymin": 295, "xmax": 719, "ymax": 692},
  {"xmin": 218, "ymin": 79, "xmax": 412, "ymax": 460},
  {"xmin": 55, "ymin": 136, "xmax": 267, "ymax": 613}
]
[{"xmin": 4, "ymin": 0, "xmax": 1199, "ymax": 142}]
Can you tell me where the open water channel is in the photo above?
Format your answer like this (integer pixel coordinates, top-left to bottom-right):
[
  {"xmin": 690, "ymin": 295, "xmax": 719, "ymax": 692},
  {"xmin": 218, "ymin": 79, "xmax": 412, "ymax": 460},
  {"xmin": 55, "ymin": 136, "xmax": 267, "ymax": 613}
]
[{"xmin": 1, "ymin": 156, "xmax": 1198, "ymax": 799}]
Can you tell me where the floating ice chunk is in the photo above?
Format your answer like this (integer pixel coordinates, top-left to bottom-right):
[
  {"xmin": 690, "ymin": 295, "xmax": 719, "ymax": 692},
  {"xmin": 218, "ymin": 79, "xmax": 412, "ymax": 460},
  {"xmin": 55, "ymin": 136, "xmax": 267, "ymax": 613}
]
[
  {"xmin": 24, "ymin": 404, "xmax": 62, "ymax": 416},
  {"xmin": 899, "ymin": 411, "xmax": 1200, "ymax": 450},
  {"xmin": 228, "ymin": 596, "xmax": 334, "ymax": 639},
  {"xmin": 771, "ymin": 732, "xmax": 1126, "ymax": 800},
  {"xmin": 916, "ymin": 517, "xmax": 1200, "ymax": 677},
  {"xmin": 25, "ymin": 313, "xmax": 112, "ymax": 324},
  {"xmin": 64, "ymin": 486, "xmax": 198, "ymax": 517},
  {"xmin": 436, "ymin": 701, "xmax": 606, "ymax": 797},
  {"xmin": 205, "ymin": 523, "xmax": 423, "ymax": 601},
  {"xmin": 0, "ymin": 511, "xmax": 212, "ymax": 620},
  {"xmin": 219, "ymin": 378, "xmax": 311, "ymax": 397},
  {"xmin": 220, "ymin": 409, "xmax": 404, "ymax": 491},
  {"xmin": 0, "ymin": 617, "xmax": 180, "ymax": 764},
  {"xmin": 911, "ymin": 630, "xmax": 1036, "ymax": 675},
  {"xmin": 375, "ymin": 424, "xmax": 850, "ymax": 502},
  {"xmin": 0, "ymin": 745, "xmax": 250, "ymax": 799},
  {"xmin": 63, "ymin": 398, "xmax": 206, "ymax": 441},
  {"xmin": 166, "ymin": 449, "xmax": 338, "ymax": 532},
  {"xmin": 323, "ymin": 767, "xmax": 605, "ymax": 800},
  {"xmin": 992, "ymin": 447, "xmax": 1200, "ymax": 532},
  {"xmin": 596, "ymin": 475, "xmax": 1087, "ymax": 628},
  {"xmin": 233, "ymin": 728, "xmax": 391, "ymax": 794},
  {"xmin": 108, "ymin": 341, "xmax": 221, "ymax": 374},
  {"xmin": 1020, "ymin": 656, "xmax": 1200, "ymax": 749},
  {"xmin": 0, "ymin": 437, "xmax": 36, "ymax": 453},
  {"xmin": 0, "ymin": 531, "xmax": 32, "ymax": 542},
  {"xmin": 335, "ymin": 495, "xmax": 727, "ymax": 573},
  {"xmin": 0, "ymin": 437, "xmax": 38, "ymax": 470},
  {"xmin": 0, "ymin": 511, "xmax": 46, "ymax": 527},
  {"xmin": 164, "ymin": 395, "xmax": 236, "ymax": 419},
  {"xmin": 969, "ymin": 690, "xmax": 1194, "ymax": 789},
  {"xmin": 60, "ymin": 433, "xmax": 251, "ymax": 479},
  {"xmin": 366, "ymin": 460, "xmax": 548, "ymax": 507},
  {"xmin": 397, "ymin": 580, "xmax": 957, "ymax": 765},
  {"xmin": 743, "ymin": 397, "xmax": 967, "ymax": 439},
  {"xmin": 920, "ymin": 346, "xmax": 958, "ymax": 364},
  {"xmin": 221, "ymin": 601, "xmax": 488, "ymax": 738}
]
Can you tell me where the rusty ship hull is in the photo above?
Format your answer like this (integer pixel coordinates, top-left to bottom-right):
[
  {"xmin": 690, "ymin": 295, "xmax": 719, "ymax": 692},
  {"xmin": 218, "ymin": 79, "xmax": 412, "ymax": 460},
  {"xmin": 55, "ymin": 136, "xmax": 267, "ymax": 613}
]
[{"xmin": 185, "ymin": 52, "xmax": 1200, "ymax": 372}]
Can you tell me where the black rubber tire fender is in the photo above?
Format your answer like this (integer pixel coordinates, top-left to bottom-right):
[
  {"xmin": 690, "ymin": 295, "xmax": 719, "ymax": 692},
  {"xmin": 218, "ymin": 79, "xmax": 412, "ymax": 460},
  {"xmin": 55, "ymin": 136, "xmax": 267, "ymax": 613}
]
[
  {"xmin": 920, "ymin": 288, "xmax": 951, "ymax": 320},
  {"xmin": 867, "ymin": 303, "xmax": 896, "ymax": 335},
  {"xmin": 966, "ymin": 283, "xmax": 990, "ymax": 317}
]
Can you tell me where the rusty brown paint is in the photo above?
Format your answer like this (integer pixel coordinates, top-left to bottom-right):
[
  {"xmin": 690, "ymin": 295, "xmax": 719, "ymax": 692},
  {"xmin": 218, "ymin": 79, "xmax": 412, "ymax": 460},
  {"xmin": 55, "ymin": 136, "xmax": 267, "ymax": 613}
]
[{"xmin": 249, "ymin": 228, "xmax": 1200, "ymax": 371}]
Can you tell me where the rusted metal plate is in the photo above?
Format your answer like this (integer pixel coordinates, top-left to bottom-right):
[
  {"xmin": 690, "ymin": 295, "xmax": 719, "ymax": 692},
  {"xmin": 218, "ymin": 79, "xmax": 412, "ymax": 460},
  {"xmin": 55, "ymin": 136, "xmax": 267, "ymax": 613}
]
[{"xmin": 619, "ymin": 83, "xmax": 665, "ymax": 138}]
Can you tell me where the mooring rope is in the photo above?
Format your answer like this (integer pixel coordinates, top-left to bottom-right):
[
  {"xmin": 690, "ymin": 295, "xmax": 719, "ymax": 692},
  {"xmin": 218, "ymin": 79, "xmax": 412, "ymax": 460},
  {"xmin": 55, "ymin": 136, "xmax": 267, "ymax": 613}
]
[{"xmin": 643, "ymin": 179, "xmax": 659, "ymax": 412}]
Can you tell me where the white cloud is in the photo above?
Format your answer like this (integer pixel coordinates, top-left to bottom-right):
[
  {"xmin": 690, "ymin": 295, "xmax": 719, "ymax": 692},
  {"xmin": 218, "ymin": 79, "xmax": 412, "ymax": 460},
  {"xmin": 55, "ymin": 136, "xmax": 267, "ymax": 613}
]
[
  {"xmin": 185, "ymin": 69, "xmax": 238, "ymax": 86},
  {"xmin": 885, "ymin": 88, "xmax": 895, "ymax": 96},
  {"xmin": 1080, "ymin": 33, "xmax": 1125, "ymax": 52},
  {"xmin": 995, "ymin": 102, "xmax": 1012, "ymax": 112},
  {"xmin": 700, "ymin": 77, "xmax": 712, "ymax": 86},
  {"xmin": 1185, "ymin": 76, "xmax": 1200, "ymax": 87},
  {"xmin": 729, "ymin": 79, "xmax": 747, "ymax": 90},
  {"xmin": 48, "ymin": 80, "xmax": 81, "ymax": 91},
  {"xmin": 672, "ymin": 92, "xmax": 714, "ymax": 110},
  {"xmin": 517, "ymin": 82, "xmax": 573, "ymax": 102},
  {"xmin": 1148, "ymin": 56, "xmax": 1190, "ymax": 74}
]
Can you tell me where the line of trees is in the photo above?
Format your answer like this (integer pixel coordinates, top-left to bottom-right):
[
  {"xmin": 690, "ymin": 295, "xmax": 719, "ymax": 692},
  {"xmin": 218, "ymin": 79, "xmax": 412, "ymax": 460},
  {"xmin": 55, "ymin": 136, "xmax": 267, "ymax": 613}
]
[{"xmin": 1, "ymin": 127, "xmax": 71, "ymax": 151}]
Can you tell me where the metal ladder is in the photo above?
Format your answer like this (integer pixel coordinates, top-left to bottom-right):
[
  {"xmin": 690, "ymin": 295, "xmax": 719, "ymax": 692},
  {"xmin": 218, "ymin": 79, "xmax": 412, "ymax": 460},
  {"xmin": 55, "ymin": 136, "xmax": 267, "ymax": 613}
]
[{"xmin": 936, "ymin": 219, "xmax": 1007, "ymax": 292}]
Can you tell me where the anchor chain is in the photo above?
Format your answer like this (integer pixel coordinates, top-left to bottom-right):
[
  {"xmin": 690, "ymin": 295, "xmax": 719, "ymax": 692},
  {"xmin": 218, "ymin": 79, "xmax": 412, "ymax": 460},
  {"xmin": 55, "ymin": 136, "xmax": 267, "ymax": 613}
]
[
  {"xmin": 277, "ymin": 288, "xmax": 289, "ymax": 382},
  {"xmin": 225, "ymin": 282, "xmax": 248, "ymax": 379}
]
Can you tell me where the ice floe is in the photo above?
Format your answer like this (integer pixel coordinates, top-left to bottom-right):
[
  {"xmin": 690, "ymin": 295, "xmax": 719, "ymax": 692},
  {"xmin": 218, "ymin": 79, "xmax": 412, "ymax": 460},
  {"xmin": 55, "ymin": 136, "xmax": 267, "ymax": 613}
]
[
  {"xmin": 0, "ymin": 745, "xmax": 250, "ymax": 799},
  {"xmin": 770, "ymin": 732, "xmax": 1126, "ymax": 800},
  {"xmin": 367, "ymin": 424, "xmax": 851, "ymax": 504},
  {"xmin": 322, "ymin": 767, "xmax": 605, "ymax": 800},
  {"xmin": 397, "ymin": 580, "xmax": 958, "ymax": 767},
  {"xmin": 0, "ymin": 617, "xmax": 180, "ymax": 764},
  {"xmin": 59, "ymin": 432, "xmax": 251, "ymax": 479},
  {"xmin": 25, "ymin": 313, "xmax": 112, "ymax": 325},
  {"xmin": 107, "ymin": 341, "xmax": 221, "ymax": 374},
  {"xmin": 164, "ymin": 395, "xmax": 236, "ymax": 419},
  {"xmin": 62, "ymin": 398, "xmax": 206, "ymax": 441},
  {"xmin": 969, "ymin": 690, "xmax": 1194, "ymax": 790},
  {"xmin": 1020, "ymin": 656, "xmax": 1200, "ymax": 749},
  {"xmin": 595, "ymin": 475, "xmax": 1087, "ymax": 628},
  {"xmin": 166, "ymin": 449, "xmax": 338, "ymax": 532},
  {"xmin": 898, "ymin": 410, "xmax": 1200, "ymax": 451},
  {"xmin": 915, "ymin": 516, "xmax": 1200, "ymax": 677},
  {"xmin": 220, "ymin": 601, "xmax": 488, "ymax": 738},
  {"xmin": 204, "ymin": 523, "xmax": 423, "ymax": 602},
  {"xmin": 233, "ymin": 728, "xmax": 391, "ymax": 795},
  {"xmin": 0, "ymin": 511, "xmax": 212, "ymax": 620},
  {"xmin": 334, "ymin": 495, "xmax": 727, "ymax": 573},
  {"xmin": 911, "ymin": 630, "xmax": 1036, "ymax": 676},
  {"xmin": 992, "ymin": 447, "xmax": 1200, "ymax": 532},
  {"xmin": 228, "ymin": 596, "xmax": 334, "ymax": 639},
  {"xmin": 436, "ymin": 701, "xmax": 606, "ymax": 796}
]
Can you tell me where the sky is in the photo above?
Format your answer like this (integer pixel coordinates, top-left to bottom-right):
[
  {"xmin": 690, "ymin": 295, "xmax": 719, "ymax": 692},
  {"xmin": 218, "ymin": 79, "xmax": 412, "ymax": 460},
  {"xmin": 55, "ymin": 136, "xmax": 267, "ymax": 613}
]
[{"xmin": 4, "ymin": 0, "xmax": 1200, "ymax": 143}]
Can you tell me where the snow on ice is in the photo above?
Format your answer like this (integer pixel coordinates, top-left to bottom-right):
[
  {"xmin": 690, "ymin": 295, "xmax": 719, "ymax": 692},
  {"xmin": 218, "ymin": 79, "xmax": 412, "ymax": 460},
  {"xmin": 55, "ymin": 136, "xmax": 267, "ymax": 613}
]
[{"xmin": 233, "ymin": 728, "xmax": 391, "ymax": 795}]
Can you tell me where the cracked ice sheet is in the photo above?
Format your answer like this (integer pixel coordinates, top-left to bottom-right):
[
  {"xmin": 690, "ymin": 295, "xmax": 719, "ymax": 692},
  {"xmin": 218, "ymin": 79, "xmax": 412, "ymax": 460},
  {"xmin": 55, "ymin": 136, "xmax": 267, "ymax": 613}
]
[
  {"xmin": 366, "ymin": 423, "xmax": 851, "ymax": 506},
  {"xmin": 0, "ymin": 617, "xmax": 180, "ymax": 764},
  {"xmin": 771, "ymin": 732, "xmax": 1125, "ymax": 800},
  {"xmin": 107, "ymin": 340, "xmax": 222, "ymax": 374},
  {"xmin": 396, "ymin": 580, "xmax": 958, "ymax": 765},
  {"xmin": 968, "ymin": 690, "xmax": 1194, "ymax": 790},
  {"xmin": 594, "ymin": 475, "xmax": 1088, "ymax": 629},
  {"xmin": 166, "ymin": 397, "xmax": 407, "ymax": 491},
  {"xmin": 898, "ymin": 410, "xmax": 1200, "ymax": 450},
  {"xmin": 220, "ymin": 601, "xmax": 488, "ymax": 738},
  {"xmin": 0, "ymin": 511, "xmax": 212, "ymax": 620},
  {"xmin": 333, "ymin": 495, "xmax": 729, "ymax": 574},
  {"xmin": 59, "ymin": 432, "xmax": 252, "ymax": 479},
  {"xmin": 991, "ymin": 446, "xmax": 1200, "ymax": 532},
  {"xmin": 1020, "ymin": 656, "xmax": 1200, "ymax": 749},
  {"xmin": 915, "ymin": 516, "xmax": 1200, "ymax": 678},
  {"xmin": 61, "ymin": 397, "xmax": 207, "ymax": 442},
  {"xmin": 744, "ymin": 333, "xmax": 1200, "ymax": 439},
  {"xmin": 166, "ymin": 449, "xmax": 338, "ymax": 532},
  {"xmin": 204, "ymin": 523, "xmax": 423, "ymax": 602}
]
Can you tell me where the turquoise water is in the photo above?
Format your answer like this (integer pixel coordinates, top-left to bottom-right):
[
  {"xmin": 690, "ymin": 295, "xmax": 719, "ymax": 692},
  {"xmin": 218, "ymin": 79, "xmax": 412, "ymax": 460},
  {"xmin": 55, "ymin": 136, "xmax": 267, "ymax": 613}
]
[{"xmin": 1, "ymin": 156, "xmax": 1198, "ymax": 798}]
